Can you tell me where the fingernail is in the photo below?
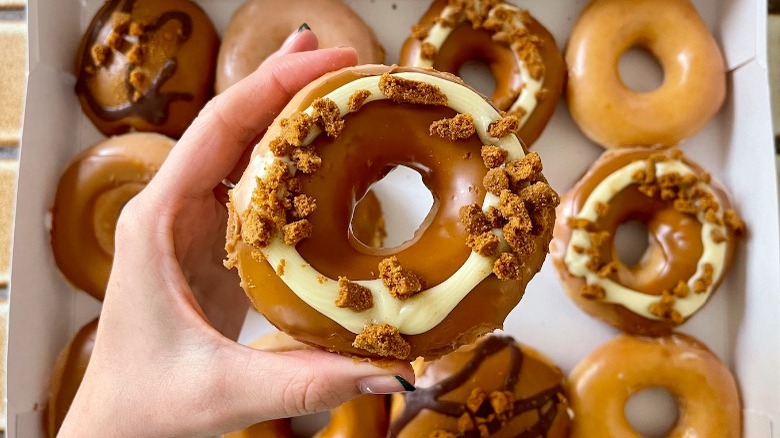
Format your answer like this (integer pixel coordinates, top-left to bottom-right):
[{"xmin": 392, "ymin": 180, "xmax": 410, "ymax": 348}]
[
  {"xmin": 358, "ymin": 375, "xmax": 416, "ymax": 394},
  {"xmin": 281, "ymin": 23, "xmax": 310, "ymax": 49},
  {"xmin": 298, "ymin": 23, "xmax": 311, "ymax": 32}
]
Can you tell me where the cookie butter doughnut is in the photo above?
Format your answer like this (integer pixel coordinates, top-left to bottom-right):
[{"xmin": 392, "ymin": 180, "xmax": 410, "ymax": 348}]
[
  {"xmin": 44, "ymin": 319, "xmax": 97, "ymax": 438},
  {"xmin": 401, "ymin": 0, "xmax": 565, "ymax": 147},
  {"xmin": 224, "ymin": 332, "xmax": 389, "ymax": 438},
  {"xmin": 75, "ymin": 0, "xmax": 219, "ymax": 138},
  {"xmin": 389, "ymin": 335, "xmax": 570, "ymax": 437},
  {"xmin": 225, "ymin": 65, "xmax": 559, "ymax": 360},
  {"xmin": 215, "ymin": 0, "xmax": 385, "ymax": 93},
  {"xmin": 550, "ymin": 148, "xmax": 745, "ymax": 335},
  {"xmin": 566, "ymin": 0, "xmax": 726, "ymax": 148},
  {"xmin": 51, "ymin": 133, "xmax": 174, "ymax": 300},
  {"xmin": 568, "ymin": 334, "xmax": 740, "ymax": 437}
]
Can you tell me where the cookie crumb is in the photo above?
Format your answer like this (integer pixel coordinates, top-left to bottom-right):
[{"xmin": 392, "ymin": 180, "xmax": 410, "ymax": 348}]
[
  {"xmin": 291, "ymin": 147, "xmax": 322, "ymax": 174},
  {"xmin": 429, "ymin": 113, "xmax": 476, "ymax": 141},
  {"xmin": 379, "ymin": 256, "xmax": 422, "ymax": 299},
  {"xmin": 723, "ymin": 209, "xmax": 745, "ymax": 235},
  {"xmin": 276, "ymin": 259, "xmax": 286, "ymax": 276},
  {"xmin": 292, "ymin": 194, "xmax": 317, "ymax": 219},
  {"xmin": 335, "ymin": 277, "xmax": 373, "ymax": 312},
  {"xmin": 411, "ymin": 23, "xmax": 429, "ymax": 39},
  {"xmin": 378, "ymin": 73, "xmax": 448, "ymax": 106},
  {"xmin": 420, "ymin": 41, "xmax": 437, "ymax": 60},
  {"xmin": 279, "ymin": 112, "xmax": 315, "ymax": 147},
  {"xmin": 352, "ymin": 323, "xmax": 411, "ymax": 359},
  {"xmin": 481, "ymin": 145, "xmax": 508, "ymax": 168},
  {"xmin": 493, "ymin": 252, "xmax": 522, "ymax": 281},
  {"xmin": 483, "ymin": 168, "xmax": 509, "ymax": 195},
  {"xmin": 488, "ymin": 115, "xmax": 519, "ymax": 138},
  {"xmin": 504, "ymin": 152, "xmax": 543, "ymax": 186},
  {"xmin": 467, "ymin": 232, "xmax": 500, "ymax": 256},
  {"xmin": 459, "ymin": 203, "xmax": 492, "ymax": 235},
  {"xmin": 282, "ymin": 219, "xmax": 313, "ymax": 245},
  {"xmin": 348, "ymin": 89, "xmax": 372, "ymax": 112},
  {"xmin": 581, "ymin": 283, "xmax": 605, "ymax": 300},
  {"xmin": 90, "ymin": 43, "xmax": 110, "ymax": 66},
  {"xmin": 312, "ymin": 98, "xmax": 344, "ymax": 138}
]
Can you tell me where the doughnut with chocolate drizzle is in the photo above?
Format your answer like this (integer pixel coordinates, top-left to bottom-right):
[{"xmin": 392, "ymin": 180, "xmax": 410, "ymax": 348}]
[
  {"xmin": 75, "ymin": 0, "xmax": 219, "ymax": 138},
  {"xmin": 389, "ymin": 335, "xmax": 570, "ymax": 437}
]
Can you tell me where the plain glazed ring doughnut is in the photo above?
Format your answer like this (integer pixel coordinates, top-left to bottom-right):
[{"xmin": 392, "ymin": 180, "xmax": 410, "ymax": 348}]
[
  {"xmin": 51, "ymin": 133, "xmax": 174, "ymax": 300},
  {"xmin": 44, "ymin": 318, "xmax": 97, "ymax": 438},
  {"xmin": 566, "ymin": 0, "xmax": 726, "ymax": 148},
  {"xmin": 75, "ymin": 0, "xmax": 219, "ymax": 138},
  {"xmin": 400, "ymin": 0, "xmax": 565, "ymax": 147},
  {"xmin": 389, "ymin": 334, "xmax": 571, "ymax": 437},
  {"xmin": 225, "ymin": 65, "xmax": 559, "ymax": 360},
  {"xmin": 568, "ymin": 333, "xmax": 741, "ymax": 437},
  {"xmin": 550, "ymin": 147, "xmax": 745, "ymax": 335},
  {"xmin": 224, "ymin": 332, "xmax": 389, "ymax": 438},
  {"xmin": 215, "ymin": 0, "xmax": 385, "ymax": 93}
]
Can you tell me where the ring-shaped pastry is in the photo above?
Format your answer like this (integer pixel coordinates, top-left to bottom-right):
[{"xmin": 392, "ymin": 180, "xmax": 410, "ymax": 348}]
[
  {"xmin": 400, "ymin": 0, "xmax": 566, "ymax": 147},
  {"xmin": 550, "ymin": 148, "xmax": 744, "ymax": 335},
  {"xmin": 565, "ymin": 0, "xmax": 726, "ymax": 148},
  {"xmin": 225, "ymin": 65, "xmax": 559, "ymax": 360},
  {"xmin": 568, "ymin": 333, "xmax": 741, "ymax": 437}
]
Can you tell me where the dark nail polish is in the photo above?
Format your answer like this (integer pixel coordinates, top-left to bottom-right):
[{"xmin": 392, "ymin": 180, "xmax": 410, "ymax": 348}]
[
  {"xmin": 395, "ymin": 375, "xmax": 416, "ymax": 392},
  {"xmin": 298, "ymin": 23, "xmax": 311, "ymax": 32}
]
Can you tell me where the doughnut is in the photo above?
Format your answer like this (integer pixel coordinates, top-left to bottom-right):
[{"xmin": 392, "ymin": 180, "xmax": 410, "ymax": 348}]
[
  {"xmin": 43, "ymin": 318, "xmax": 97, "ymax": 438},
  {"xmin": 224, "ymin": 332, "xmax": 389, "ymax": 438},
  {"xmin": 224, "ymin": 65, "xmax": 559, "ymax": 360},
  {"xmin": 568, "ymin": 333, "xmax": 741, "ymax": 437},
  {"xmin": 566, "ymin": 0, "xmax": 726, "ymax": 148},
  {"xmin": 550, "ymin": 147, "xmax": 745, "ymax": 335},
  {"xmin": 389, "ymin": 334, "xmax": 571, "ymax": 437},
  {"xmin": 400, "ymin": 0, "xmax": 566, "ymax": 147},
  {"xmin": 215, "ymin": 0, "xmax": 385, "ymax": 94},
  {"xmin": 51, "ymin": 133, "xmax": 174, "ymax": 300},
  {"xmin": 75, "ymin": 0, "xmax": 219, "ymax": 138}
]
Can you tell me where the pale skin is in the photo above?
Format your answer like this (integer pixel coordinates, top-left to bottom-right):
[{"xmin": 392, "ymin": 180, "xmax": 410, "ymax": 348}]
[{"xmin": 59, "ymin": 30, "xmax": 414, "ymax": 437}]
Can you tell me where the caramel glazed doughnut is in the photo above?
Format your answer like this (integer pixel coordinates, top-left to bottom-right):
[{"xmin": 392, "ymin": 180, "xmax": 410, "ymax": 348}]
[
  {"xmin": 400, "ymin": 0, "xmax": 566, "ymax": 147},
  {"xmin": 551, "ymin": 148, "xmax": 745, "ymax": 335},
  {"xmin": 568, "ymin": 333, "xmax": 741, "ymax": 437},
  {"xmin": 390, "ymin": 334, "xmax": 571, "ymax": 438},
  {"xmin": 225, "ymin": 65, "xmax": 560, "ymax": 360},
  {"xmin": 224, "ymin": 332, "xmax": 389, "ymax": 438},
  {"xmin": 215, "ymin": 0, "xmax": 385, "ymax": 94},
  {"xmin": 51, "ymin": 133, "xmax": 174, "ymax": 301},
  {"xmin": 75, "ymin": 0, "xmax": 219, "ymax": 138},
  {"xmin": 566, "ymin": 0, "xmax": 726, "ymax": 148}
]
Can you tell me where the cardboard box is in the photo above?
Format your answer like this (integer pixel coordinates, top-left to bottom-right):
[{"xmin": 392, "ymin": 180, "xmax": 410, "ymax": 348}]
[{"xmin": 8, "ymin": 0, "xmax": 780, "ymax": 436}]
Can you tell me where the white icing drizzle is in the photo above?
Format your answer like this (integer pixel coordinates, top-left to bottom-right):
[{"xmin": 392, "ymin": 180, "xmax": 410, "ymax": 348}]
[
  {"xmin": 563, "ymin": 159, "xmax": 728, "ymax": 321},
  {"xmin": 233, "ymin": 71, "xmax": 525, "ymax": 335},
  {"xmin": 410, "ymin": 2, "xmax": 543, "ymax": 127}
]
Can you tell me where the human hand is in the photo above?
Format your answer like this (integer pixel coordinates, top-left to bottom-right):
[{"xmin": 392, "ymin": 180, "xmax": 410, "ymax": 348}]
[{"xmin": 58, "ymin": 30, "xmax": 415, "ymax": 438}]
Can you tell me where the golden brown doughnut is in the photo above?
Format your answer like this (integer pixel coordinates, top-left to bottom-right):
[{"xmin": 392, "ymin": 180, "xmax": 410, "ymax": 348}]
[
  {"xmin": 400, "ymin": 0, "xmax": 566, "ymax": 148},
  {"xmin": 224, "ymin": 65, "xmax": 559, "ymax": 360},
  {"xmin": 43, "ymin": 318, "xmax": 97, "ymax": 438},
  {"xmin": 568, "ymin": 333, "xmax": 741, "ymax": 437},
  {"xmin": 550, "ymin": 147, "xmax": 744, "ymax": 335},
  {"xmin": 223, "ymin": 332, "xmax": 389, "ymax": 438},
  {"xmin": 75, "ymin": 0, "xmax": 219, "ymax": 138},
  {"xmin": 389, "ymin": 334, "xmax": 570, "ymax": 437},
  {"xmin": 215, "ymin": 0, "xmax": 385, "ymax": 94},
  {"xmin": 566, "ymin": 0, "xmax": 726, "ymax": 148},
  {"xmin": 51, "ymin": 133, "xmax": 174, "ymax": 300}
]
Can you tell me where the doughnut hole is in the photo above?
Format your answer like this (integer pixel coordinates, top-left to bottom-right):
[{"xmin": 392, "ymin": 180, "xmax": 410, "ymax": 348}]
[
  {"xmin": 624, "ymin": 387, "xmax": 680, "ymax": 437},
  {"xmin": 291, "ymin": 411, "xmax": 331, "ymax": 436},
  {"xmin": 613, "ymin": 219, "xmax": 650, "ymax": 266},
  {"xmin": 351, "ymin": 165, "xmax": 435, "ymax": 249},
  {"xmin": 458, "ymin": 59, "xmax": 497, "ymax": 98},
  {"xmin": 618, "ymin": 47, "xmax": 665, "ymax": 92}
]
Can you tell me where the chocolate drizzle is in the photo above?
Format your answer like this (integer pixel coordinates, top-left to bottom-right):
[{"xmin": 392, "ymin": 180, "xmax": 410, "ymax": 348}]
[
  {"xmin": 75, "ymin": 0, "xmax": 195, "ymax": 125},
  {"xmin": 389, "ymin": 335, "xmax": 564, "ymax": 437}
]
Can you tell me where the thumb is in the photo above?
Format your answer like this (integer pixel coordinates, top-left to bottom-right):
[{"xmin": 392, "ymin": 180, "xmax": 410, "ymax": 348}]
[{"xmin": 213, "ymin": 343, "xmax": 415, "ymax": 428}]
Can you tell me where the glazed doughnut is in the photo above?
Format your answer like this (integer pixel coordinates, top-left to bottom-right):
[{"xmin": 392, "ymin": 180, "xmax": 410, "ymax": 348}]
[
  {"xmin": 44, "ymin": 318, "xmax": 97, "ymax": 438},
  {"xmin": 566, "ymin": 0, "xmax": 726, "ymax": 148},
  {"xmin": 224, "ymin": 332, "xmax": 389, "ymax": 438},
  {"xmin": 568, "ymin": 333, "xmax": 741, "ymax": 437},
  {"xmin": 550, "ymin": 147, "xmax": 745, "ymax": 335},
  {"xmin": 389, "ymin": 334, "xmax": 570, "ymax": 437},
  {"xmin": 215, "ymin": 0, "xmax": 385, "ymax": 94},
  {"xmin": 400, "ymin": 0, "xmax": 566, "ymax": 147},
  {"xmin": 51, "ymin": 133, "xmax": 174, "ymax": 300},
  {"xmin": 225, "ymin": 65, "xmax": 559, "ymax": 360},
  {"xmin": 75, "ymin": 0, "xmax": 219, "ymax": 138}
]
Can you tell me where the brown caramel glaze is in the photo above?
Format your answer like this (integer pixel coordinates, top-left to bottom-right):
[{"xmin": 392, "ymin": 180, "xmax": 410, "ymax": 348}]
[
  {"xmin": 389, "ymin": 335, "xmax": 570, "ymax": 438},
  {"xmin": 51, "ymin": 133, "xmax": 174, "ymax": 300},
  {"xmin": 224, "ymin": 332, "xmax": 389, "ymax": 438},
  {"xmin": 231, "ymin": 65, "xmax": 554, "ymax": 360},
  {"xmin": 43, "ymin": 318, "xmax": 97, "ymax": 438},
  {"xmin": 550, "ymin": 148, "xmax": 738, "ymax": 335},
  {"xmin": 568, "ymin": 333, "xmax": 740, "ymax": 437},
  {"xmin": 215, "ymin": 0, "xmax": 385, "ymax": 94},
  {"xmin": 400, "ymin": 0, "xmax": 566, "ymax": 147},
  {"xmin": 75, "ymin": 0, "xmax": 219, "ymax": 138}
]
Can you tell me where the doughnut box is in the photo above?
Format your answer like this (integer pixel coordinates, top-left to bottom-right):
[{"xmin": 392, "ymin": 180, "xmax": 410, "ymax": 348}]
[{"xmin": 7, "ymin": 0, "xmax": 780, "ymax": 436}]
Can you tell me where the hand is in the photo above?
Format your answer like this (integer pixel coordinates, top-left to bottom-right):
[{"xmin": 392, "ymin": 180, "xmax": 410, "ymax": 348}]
[{"xmin": 58, "ymin": 30, "xmax": 414, "ymax": 438}]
